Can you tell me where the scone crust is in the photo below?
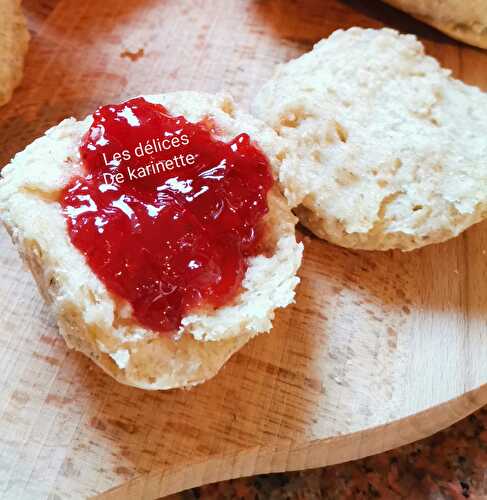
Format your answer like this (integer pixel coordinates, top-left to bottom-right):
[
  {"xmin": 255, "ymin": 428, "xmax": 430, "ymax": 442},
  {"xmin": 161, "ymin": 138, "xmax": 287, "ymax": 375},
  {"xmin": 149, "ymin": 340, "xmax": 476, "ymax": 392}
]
[
  {"xmin": 0, "ymin": 0, "xmax": 29, "ymax": 106},
  {"xmin": 252, "ymin": 28, "xmax": 487, "ymax": 251},
  {"xmin": 383, "ymin": 0, "xmax": 487, "ymax": 49},
  {"xmin": 0, "ymin": 92, "xmax": 303, "ymax": 390}
]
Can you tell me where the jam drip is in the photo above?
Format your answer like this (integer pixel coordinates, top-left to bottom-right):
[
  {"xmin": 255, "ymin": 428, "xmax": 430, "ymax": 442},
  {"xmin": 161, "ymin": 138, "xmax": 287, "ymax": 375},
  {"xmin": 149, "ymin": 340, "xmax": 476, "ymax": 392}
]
[{"xmin": 61, "ymin": 97, "xmax": 273, "ymax": 333}]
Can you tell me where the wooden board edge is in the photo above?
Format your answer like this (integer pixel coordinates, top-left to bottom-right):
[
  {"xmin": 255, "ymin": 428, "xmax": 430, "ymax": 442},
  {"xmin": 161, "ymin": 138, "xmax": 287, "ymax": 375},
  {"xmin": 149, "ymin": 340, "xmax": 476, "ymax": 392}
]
[{"xmin": 95, "ymin": 384, "xmax": 487, "ymax": 500}]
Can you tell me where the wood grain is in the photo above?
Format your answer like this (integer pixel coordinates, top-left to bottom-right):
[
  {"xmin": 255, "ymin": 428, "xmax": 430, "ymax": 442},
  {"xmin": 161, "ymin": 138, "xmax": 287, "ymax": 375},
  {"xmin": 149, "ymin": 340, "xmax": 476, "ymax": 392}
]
[{"xmin": 0, "ymin": 0, "xmax": 486, "ymax": 498}]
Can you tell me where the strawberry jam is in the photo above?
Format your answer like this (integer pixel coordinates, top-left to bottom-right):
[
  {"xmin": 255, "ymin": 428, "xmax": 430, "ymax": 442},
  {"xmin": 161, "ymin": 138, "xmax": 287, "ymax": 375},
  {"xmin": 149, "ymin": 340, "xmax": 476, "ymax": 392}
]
[{"xmin": 61, "ymin": 97, "xmax": 273, "ymax": 333}]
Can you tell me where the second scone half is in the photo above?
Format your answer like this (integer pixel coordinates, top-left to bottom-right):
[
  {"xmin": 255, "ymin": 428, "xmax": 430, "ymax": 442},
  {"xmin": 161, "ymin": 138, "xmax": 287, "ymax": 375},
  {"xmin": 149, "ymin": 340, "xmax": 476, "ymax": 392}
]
[
  {"xmin": 253, "ymin": 28, "xmax": 487, "ymax": 251},
  {"xmin": 0, "ymin": 92, "xmax": 303, "ymax": 390}
]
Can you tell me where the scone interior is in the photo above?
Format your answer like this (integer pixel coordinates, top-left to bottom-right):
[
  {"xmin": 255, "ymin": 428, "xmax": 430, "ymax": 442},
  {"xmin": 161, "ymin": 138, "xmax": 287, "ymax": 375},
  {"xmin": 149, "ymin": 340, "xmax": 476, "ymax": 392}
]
[
  {"xmin": 0, "ymin": 92, "xmax": 303, "ymax": 390},
  {"xmin": 252, "ymin": 28, "xmax": 487, "ymax": 251}
]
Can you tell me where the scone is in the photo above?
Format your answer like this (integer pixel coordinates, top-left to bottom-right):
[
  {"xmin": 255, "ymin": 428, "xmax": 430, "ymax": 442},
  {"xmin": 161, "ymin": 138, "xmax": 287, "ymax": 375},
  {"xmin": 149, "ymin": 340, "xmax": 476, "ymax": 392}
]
[
  {"xmin": 0, "ymin": 0, "xmax": 29, "ymax": 106},
  {"xmin": 0, "ymin": 92, "xmax": 303, "ymax": 390},
  {"xmin": 252, "ymin": 28, "xmax": 487, "ymax": 251},
  {"xmin": 382, "ymin": 0, "xmax": 487, "ymax": 49}
]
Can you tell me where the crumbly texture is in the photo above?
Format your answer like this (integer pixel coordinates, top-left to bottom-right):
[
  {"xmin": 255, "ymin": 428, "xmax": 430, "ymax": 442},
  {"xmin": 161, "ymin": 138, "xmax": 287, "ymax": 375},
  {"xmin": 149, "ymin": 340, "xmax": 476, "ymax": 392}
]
[
  {"xmin": 0, "ymin": 0, "xmax": 29, "ymax": 106},
  {"xmin": 0, "ymin": 92, "xmax": 303, "ymax": 390},
  {"xmin": 383, "ymin": 0, "xmax": 487, "ymax": 49},
  {"xmin": 252, "ymin": 28, "xmax": 487, "ymax": 251}
]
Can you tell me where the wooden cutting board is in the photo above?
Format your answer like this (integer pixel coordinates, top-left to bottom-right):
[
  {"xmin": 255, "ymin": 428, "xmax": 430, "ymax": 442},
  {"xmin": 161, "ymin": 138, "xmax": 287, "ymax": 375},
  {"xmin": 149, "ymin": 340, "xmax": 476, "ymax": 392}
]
[{"xmin": 0, "ymin": 0, "xmax": 486, "ymax": 498}]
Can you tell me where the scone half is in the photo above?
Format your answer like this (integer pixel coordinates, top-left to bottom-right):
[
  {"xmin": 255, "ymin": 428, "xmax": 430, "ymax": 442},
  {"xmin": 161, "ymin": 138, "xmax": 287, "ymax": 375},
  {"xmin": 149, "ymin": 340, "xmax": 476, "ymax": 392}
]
[
  {"xmin": 0, "ymin": 92, "xmax": 303, "ymax": 390},
  {"xmin": 252, "ymin": 28, "xmax": 487, "ymax": 251}
]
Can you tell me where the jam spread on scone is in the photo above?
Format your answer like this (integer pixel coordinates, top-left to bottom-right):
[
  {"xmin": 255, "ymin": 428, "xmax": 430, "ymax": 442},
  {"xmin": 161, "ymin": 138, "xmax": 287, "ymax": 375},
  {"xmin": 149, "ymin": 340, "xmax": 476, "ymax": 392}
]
[{"xmin": 61, "ymin": 97, "xmax": 273, "ymax": 333}]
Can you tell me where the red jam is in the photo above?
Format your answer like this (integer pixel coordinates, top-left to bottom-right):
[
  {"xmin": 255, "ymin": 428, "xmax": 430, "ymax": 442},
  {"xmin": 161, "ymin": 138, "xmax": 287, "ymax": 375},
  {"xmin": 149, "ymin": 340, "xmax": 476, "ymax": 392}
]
[{"xmin": 61, "ymin": 97, "xmax": 273, "ymax": 333}]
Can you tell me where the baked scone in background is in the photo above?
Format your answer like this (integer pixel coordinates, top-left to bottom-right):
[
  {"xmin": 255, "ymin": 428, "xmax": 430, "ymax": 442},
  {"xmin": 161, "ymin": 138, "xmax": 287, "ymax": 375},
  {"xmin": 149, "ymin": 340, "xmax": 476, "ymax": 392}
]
[
  {"xmin": 0, "ymin": 0, "xmax": 29, "ymax": 106},
  {"xmin": 0, "ymin": 92, "xmax": 303, "ymax": 390},
  {"xmin": 253, "ymin": 28, "xmax": 487, "ymax": 251},
  {"xmin": 382, "ymin": 0, "xmax": 487, "ymax": 50}
]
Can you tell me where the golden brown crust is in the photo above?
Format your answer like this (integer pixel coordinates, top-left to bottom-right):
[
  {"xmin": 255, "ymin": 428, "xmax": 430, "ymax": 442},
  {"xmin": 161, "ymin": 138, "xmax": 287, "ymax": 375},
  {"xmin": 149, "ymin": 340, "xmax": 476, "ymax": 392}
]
[
  {"xmin": 382, "ymin": 0, "xmax": 487, "ymax": 49},
  {"xmin": 415, "ymin": 15, "xmax": 487, "ymax": 49},
  {"xmin": 0, "ymin": 0, "xmax": 30, "ymax": 106}
]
